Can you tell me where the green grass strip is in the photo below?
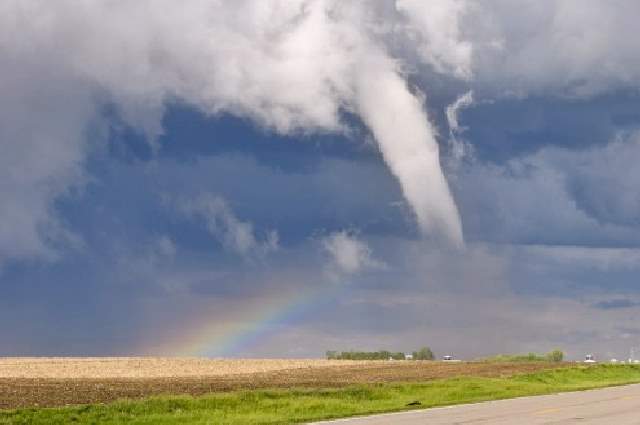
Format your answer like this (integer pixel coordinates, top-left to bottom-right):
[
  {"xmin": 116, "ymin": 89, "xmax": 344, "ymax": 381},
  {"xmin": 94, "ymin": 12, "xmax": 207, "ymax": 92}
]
[{"xmin": 2, "ymin": 364, "xmax": 640, "ymax": 424}]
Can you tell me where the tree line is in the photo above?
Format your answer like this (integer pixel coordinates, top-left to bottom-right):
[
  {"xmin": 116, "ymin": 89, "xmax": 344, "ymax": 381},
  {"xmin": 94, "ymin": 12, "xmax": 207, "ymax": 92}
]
[
  {"xmin": 326, "ymin": 346, "xmax": 435, "ymax": 360},
  {"xmin": 480, "ymin": 350, "xmax": 564, "ymax": 363},
  {"xmin": 326, "ymin": 348, "xmax": 565, "ymax": 362}
]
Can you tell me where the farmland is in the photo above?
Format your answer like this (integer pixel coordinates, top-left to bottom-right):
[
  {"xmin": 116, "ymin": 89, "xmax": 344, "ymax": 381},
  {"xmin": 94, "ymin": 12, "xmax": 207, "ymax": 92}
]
[
  {"xmin": 0, "ymin": 357, "xmax": 567, "ymax": 409},
  {"xmin": 1, "ymin": 361, "xmax": 640, "ymax": 424}
]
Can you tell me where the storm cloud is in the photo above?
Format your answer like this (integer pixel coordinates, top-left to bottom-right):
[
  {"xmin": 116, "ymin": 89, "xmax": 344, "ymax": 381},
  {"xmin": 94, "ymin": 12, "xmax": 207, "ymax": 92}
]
[{"xmin": 3, "ymin": 1, "xmax": 640, "ymax": 358}]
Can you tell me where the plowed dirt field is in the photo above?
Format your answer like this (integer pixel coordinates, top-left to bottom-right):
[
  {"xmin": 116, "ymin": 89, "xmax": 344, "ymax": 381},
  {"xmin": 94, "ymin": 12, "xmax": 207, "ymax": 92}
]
[{"xmin": 0, "ymin": 358, "xmax": 568, "ymax": 409}]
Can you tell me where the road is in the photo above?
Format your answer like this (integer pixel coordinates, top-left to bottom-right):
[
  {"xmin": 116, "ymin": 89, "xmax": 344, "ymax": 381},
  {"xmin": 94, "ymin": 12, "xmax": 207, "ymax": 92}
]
[{"xmin": 310, "ymin": 383, "xmax": 640, "ymax": 424}]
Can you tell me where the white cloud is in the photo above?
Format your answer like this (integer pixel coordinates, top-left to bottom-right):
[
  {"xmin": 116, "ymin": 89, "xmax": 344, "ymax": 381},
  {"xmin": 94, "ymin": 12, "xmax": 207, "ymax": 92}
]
[
  {"xmin": 184, "ymin": 194, "xmax": 278, "ymax": 259},
  {"xmin": 467, "ymin": 0, "xmax": 640, "ymax": 97},
  {"xmin": 445, "ymin": 90, "xmax": 474, "ymax": 162},
  {"xmin": 322, "ymin": 231, "xmax": 383, "ymax": 276},
  {"xmin": 396, "ymin": 0, "xmax": 472, "ymax": 79}
]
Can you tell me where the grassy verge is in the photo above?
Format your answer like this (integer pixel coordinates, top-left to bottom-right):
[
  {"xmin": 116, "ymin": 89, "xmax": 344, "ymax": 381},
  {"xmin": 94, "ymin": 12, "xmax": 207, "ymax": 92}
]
[{"xmin": 1, "ymin": 365, "xmax": 640, "ymax": 424}]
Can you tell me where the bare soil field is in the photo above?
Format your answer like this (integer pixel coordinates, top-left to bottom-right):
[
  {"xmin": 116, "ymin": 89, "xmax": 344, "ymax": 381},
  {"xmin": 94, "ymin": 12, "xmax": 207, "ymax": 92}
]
[
  {"xmin": 0, "ymin": 358, "xmax": 569, "ymax": 409},
  {"xmin": 0, "ymin": 357, "xmax": 363, "ymax": 379}
]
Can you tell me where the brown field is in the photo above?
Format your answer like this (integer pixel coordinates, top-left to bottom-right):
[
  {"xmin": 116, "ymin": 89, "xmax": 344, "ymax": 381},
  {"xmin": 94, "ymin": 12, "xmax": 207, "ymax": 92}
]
[
  {"xmin": 0, "ymin": 357, "xmax": 569, "ymax": 409},
  {"xmin": 0, "ymin": 357, "xmax": 369, "ymax": 379}
]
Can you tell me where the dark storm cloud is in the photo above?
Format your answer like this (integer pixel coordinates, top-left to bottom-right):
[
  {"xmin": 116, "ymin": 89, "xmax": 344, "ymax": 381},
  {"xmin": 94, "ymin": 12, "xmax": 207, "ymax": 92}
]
[
  {"xmin": 157, "ymin": 106, "xmax": 377, "ymax": 172},
  {"xmin": 5, "ymin": 1, "xmax": 640, "ymax": 360},
  {"xmin": 454, "ymin": 132, "xmax": 640, "ymax": 248},
  {"xmin": 460, "ymin": 93, "xmax": 640, "ymax": 162}
]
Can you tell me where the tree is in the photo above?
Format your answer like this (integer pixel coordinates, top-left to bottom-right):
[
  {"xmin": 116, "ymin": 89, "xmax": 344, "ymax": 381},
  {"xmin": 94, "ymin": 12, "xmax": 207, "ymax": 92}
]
[
  {"xmin": 391, "ymin": 352, "xmax": 405, "ymax": 360},
  {"xmin": 414, "ymin": 346, "xmax": 434, "ymax": 360},
  {"xmin": 546, "ymin": 349, "xmax": 564, "ymax": 362}
]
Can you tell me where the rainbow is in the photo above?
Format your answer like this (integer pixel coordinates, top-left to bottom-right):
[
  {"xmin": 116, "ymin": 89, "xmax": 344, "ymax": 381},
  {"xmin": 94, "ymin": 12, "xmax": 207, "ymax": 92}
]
[{"xmin": 159, "ymin": 285, "xmax": 340, "ymax": 357}]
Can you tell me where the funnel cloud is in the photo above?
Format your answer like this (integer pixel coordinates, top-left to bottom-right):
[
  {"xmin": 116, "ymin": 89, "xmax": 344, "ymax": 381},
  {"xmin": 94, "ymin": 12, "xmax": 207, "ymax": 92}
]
[{"xmin": 356, "ymin": 59, "xmax": 464, "ymax": 245}]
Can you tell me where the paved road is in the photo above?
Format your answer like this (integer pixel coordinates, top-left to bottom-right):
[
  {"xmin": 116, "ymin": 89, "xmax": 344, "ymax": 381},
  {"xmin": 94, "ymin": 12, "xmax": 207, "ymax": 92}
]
[{"xmin": 311, "ymin": 384, "xmax": 640, "ymax": 424}]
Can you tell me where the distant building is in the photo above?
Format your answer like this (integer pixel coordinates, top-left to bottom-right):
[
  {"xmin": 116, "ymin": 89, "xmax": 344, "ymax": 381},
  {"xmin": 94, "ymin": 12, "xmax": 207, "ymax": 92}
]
[
  {"xmin": 405, "ymin": 353, "xmax": 413, "ymax": 360},
  {"xmin": 584, "ymin": 354, "xmax": 596, "ymax": 363}
]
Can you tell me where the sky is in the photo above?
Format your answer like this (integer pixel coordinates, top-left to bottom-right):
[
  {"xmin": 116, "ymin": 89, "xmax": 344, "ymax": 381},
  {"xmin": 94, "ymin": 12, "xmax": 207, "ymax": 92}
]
[{"xmin": 2, "ymin": 0, "xmax": 640, "ymax": 361}]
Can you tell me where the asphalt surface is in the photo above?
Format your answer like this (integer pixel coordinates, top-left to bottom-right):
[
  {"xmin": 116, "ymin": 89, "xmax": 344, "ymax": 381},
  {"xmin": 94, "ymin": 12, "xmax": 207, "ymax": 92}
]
[{"xmin": 311, "ymin": 383, "xmax": 640, "ymax": 424}]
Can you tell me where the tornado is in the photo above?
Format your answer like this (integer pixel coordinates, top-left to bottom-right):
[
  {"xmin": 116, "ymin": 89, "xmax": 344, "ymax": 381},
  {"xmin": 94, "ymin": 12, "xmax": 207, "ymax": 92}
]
[{"xmin": 355, "ymin": 60, "xmax": 464, "ymax": 247}]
